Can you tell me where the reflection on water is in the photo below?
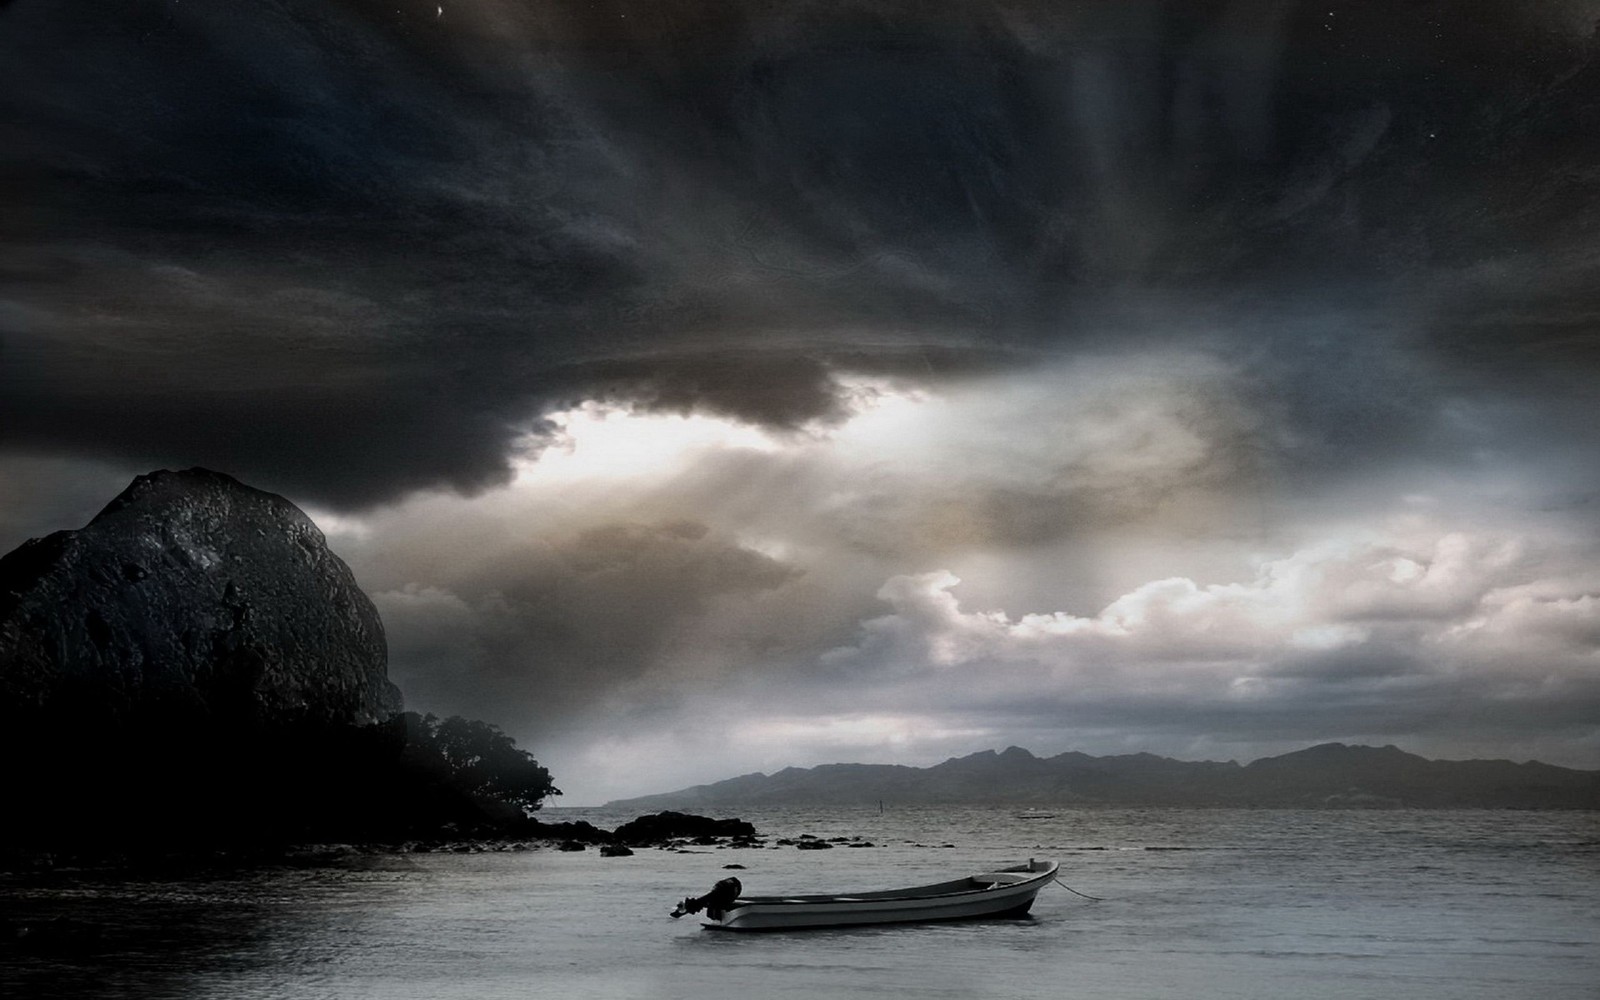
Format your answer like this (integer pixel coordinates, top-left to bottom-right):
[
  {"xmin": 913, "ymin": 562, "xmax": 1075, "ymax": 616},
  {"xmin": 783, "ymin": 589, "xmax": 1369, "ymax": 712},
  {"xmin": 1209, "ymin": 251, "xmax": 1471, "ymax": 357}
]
[
  {"xmin": 2, "ymin": 859, "xmax": 407, "ymax": 999},
  {"xmin": 3, "ymin": 809, "xmax": 1597, "ymax": 1000}
]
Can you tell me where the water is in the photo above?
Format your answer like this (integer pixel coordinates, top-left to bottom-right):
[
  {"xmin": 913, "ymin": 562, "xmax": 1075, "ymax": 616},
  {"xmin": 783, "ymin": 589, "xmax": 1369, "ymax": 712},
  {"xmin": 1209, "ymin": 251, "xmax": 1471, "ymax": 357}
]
[{"xmin": 3, "ymin": 808, "xmax": 1596, "ymax": 999}]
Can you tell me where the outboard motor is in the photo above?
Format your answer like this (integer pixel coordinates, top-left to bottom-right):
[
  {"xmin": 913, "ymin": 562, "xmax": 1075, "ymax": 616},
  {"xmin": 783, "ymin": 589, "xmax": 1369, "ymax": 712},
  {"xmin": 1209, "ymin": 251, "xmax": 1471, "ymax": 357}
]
[{"xmin": 670, "ymin": 876, "xmax": 742, "ymax": 919}]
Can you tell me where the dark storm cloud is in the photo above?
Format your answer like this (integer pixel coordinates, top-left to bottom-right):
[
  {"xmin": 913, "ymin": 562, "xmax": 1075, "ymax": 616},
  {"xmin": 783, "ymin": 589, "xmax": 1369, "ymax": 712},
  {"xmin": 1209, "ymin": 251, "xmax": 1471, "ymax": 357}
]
[
  {"xmin": 4, "ymin": 0, "xmax": 1600, "ymax": 509},
  {"xmin": 557, "ymin": 352, "xmax": 853, "ymax": 430},
  {"xmin": 0, "ymin": 455, "xmax": 139, "ymax": 546},
  {"xmin": 369, "ymin": 517, "xmax": 802, "ymax": 732}
]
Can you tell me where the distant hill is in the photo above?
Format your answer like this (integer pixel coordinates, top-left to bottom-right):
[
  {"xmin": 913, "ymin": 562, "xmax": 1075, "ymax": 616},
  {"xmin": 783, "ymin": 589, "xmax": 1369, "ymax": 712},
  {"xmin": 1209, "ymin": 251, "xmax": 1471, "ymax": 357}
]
[{"xmin": 605, "ymin": 744, "xmax": 1600, "ymax": 810}]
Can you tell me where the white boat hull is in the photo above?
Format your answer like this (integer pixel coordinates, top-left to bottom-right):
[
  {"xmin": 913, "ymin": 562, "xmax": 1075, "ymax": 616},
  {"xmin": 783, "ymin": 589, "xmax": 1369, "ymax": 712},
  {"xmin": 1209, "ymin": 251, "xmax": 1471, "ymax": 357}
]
[{"xmin": 700, "ymin": 859, "xmax": 1058, "ymax": 932}]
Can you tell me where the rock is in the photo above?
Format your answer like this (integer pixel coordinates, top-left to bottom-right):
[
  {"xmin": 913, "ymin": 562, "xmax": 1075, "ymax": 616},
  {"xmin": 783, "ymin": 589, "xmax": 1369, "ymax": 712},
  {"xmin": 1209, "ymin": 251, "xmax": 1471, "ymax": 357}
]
[
  {"xmin": 613, "ymin": 811, "xmax": 756, "ymax": 846},
  {"xmin": 522, "ymin": 818, "xmax": 613, "ymax": 845},
  {"xmin": 794, "ymin": 840, "xmax": 833, "ymax": 850},
  {"xmin": 0, "ymin": 468, "xmax": 400, "ymax": 729},
  {"xmin": 557, "ymin": 840, "xmax": 586, "ymax": 852},
  {"xmin": 600, "ymin": 844, "xmax": 634, "ymax": 857}
]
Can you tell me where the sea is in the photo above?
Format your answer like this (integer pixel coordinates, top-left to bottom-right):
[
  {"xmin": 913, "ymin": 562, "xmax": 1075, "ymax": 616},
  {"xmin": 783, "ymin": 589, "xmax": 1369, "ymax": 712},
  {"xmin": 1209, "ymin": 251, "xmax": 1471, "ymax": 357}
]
[{"xmin": 2, "ymin": 806, "xmax": 1596, "ymax": 1000}]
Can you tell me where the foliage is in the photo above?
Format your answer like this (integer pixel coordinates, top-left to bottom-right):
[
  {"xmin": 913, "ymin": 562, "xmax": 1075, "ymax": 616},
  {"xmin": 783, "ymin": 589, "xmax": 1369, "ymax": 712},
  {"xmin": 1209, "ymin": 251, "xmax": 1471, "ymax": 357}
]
[
  {"xmin": 401, "ymin": 712, "xmax": 561, "ymax": 813},
  {"xmin": 0, "ymin": 709, "xmax": 564, "ymax": 851}
]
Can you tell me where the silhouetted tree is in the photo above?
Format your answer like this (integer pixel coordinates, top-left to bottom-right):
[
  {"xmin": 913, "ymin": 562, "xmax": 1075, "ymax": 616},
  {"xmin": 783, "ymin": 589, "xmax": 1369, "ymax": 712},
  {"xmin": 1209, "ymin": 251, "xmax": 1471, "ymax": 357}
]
[{"xmin": 403, "ymin": 712, "xmax": 561, "ymax": 813}]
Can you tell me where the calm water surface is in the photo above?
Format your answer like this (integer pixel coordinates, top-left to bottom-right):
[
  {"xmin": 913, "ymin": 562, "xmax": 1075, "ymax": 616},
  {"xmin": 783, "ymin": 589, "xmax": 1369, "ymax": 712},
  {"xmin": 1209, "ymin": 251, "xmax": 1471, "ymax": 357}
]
[{"xmin": 3, "ymin": 808, "xmax": 1596, "ymax": 999}]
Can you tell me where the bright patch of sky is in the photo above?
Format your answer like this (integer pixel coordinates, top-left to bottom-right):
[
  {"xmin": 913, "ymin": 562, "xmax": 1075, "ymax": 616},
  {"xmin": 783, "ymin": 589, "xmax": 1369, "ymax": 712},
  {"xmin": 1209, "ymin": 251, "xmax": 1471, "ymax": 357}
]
[{"xmin": 290, "ymin": 361, "xmax": 1600, "ymax": 802}]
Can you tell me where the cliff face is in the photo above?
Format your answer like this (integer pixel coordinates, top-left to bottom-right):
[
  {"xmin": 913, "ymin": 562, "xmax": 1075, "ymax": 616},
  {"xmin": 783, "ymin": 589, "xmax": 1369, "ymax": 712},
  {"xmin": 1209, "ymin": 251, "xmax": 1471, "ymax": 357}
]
[{"xmin": 0, "ymin": 468, "xmax": 401, "ymax": 730}]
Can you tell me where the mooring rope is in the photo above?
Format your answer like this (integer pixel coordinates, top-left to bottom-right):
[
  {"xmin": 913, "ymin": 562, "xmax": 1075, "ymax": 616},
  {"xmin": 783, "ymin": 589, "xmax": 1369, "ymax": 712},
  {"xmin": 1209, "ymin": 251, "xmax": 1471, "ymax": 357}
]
[{"xmin": 1052, "ymin": 876, "xmax": 1103, "ymax": 901}]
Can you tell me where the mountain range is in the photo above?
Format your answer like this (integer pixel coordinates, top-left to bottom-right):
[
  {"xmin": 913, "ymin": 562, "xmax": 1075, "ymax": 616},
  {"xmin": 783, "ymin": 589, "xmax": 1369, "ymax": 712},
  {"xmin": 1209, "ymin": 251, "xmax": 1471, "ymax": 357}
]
[{"xmin": 604, "ymin": 744, "xmax": 1600, "ymax": 810}]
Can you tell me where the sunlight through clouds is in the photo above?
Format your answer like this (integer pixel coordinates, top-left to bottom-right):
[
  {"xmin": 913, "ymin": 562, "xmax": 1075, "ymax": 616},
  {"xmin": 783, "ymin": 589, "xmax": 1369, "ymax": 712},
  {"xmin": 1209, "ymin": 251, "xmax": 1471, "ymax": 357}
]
[
  {"xmin": 289, "ymin": 358, "xmax": 1600, "ymax": 802},
  {"xmin": 513, "ymin": 401, "xmax": 783, "ymax": 484},
  {"xmin": 733, "ymin": 713, "xmax": 989, "ymax": 751}
]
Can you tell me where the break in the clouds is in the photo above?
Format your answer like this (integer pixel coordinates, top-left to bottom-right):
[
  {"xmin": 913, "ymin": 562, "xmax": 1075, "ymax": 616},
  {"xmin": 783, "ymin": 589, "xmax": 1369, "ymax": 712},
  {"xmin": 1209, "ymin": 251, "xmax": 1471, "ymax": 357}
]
[
  {"xmin": 4, "ymin": 1, "xmax": 1600, "ymax": 799},
  {"xmin": 298, "ymin": 377, "xmax": 1600, "ymax": 800}
]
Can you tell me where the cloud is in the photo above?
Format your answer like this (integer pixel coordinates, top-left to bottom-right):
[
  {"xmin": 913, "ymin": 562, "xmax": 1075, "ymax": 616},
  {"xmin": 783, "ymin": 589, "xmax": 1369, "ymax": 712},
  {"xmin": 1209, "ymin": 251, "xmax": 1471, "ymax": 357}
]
[
  {"xmin": 370, "ymin": 516, "xmax": 803, "ymax": 733},
  {"xmin": 554, "ymin": 352, "xmax": 855, "ymax": 432},
  {"xmin": 818, "ymin": 521, "xmax": 1600, "ymax": 750},
  {"xmin": 533, "ymin": 508, "xmax": 1600, "ymax": 798},
  {"xmin": 6, "ymin": 0, "xmax": 1600, "ymax": 799},
  {"xmin": 5, "ymin": 1, "xmax": 1600, "ymax": 511},
  {"xmin": 0, "ymin": 454, "xmax": 149, "ymax": 549},
  {"xmin": 239, "ymin": 355, "xmax": 1598, "ymax": 801}
]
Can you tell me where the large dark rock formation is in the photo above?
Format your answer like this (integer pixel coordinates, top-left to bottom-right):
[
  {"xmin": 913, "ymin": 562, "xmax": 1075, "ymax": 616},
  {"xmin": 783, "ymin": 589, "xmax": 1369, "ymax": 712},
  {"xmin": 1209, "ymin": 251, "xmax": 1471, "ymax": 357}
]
[
  {"xmin": 0, "ymin": 471, "xmax": 585, "ymax": 855},
  {"xmin": 0, "ymin": 468, "xmax": 401, "ymax": 731}
]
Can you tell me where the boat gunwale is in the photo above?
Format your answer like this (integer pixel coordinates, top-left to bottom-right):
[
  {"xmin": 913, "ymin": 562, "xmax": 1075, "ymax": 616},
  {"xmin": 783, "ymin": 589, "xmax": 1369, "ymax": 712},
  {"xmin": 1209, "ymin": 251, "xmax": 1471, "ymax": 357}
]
[{"xmin": 724, "ymin": 860, "xmax": 1058, "ymax": 910}]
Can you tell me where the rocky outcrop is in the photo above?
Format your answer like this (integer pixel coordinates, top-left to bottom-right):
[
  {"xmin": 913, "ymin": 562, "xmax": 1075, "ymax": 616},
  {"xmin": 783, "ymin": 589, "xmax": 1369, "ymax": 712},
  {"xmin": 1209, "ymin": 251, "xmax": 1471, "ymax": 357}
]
[
  {"xmin": 0, "ymin": 468, "xmax": 401, "ymax": 731},
  {"xmin": 613, "ymin": 811, "xmax": 758, "ymax": 846}
]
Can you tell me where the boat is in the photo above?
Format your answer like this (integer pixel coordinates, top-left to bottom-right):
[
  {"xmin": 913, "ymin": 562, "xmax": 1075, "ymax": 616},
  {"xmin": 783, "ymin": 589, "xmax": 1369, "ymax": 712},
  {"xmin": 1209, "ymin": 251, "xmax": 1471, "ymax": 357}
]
[{"xmin": 670, "ymin": 859, "xmax": 1059, "ymax": 931}]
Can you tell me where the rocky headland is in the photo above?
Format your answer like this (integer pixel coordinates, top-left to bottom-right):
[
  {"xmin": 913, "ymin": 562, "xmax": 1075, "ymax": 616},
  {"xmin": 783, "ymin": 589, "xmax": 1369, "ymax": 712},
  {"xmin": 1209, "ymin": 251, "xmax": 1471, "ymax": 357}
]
[
  {"xmin": 0, "ymin": 469, "xmax": 549, "ymax": 857},
  {"xmin": 1, "ymin": 468, "xmax": 400, "ymax": 730},
  {"xmin": 0, "ymin": 468, "xmax": 777, "ymax": 867}
]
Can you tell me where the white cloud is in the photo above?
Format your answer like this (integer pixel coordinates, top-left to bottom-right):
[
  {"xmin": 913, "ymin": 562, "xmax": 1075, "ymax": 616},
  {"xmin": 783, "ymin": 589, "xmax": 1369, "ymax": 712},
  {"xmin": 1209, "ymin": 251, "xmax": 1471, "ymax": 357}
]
[
  {"xmin": 1442, "ymin": 580, "xmax": 1600, "ymax": 656},
  {"xmin": 822, "ymin": 522, "xmax": 1599, "ymax": 711}
]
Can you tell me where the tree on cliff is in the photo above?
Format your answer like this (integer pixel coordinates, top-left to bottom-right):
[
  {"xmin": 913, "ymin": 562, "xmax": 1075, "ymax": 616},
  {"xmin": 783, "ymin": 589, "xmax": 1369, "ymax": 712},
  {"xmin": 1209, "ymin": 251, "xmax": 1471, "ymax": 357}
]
[{"xmin": 402, "ymin": 712, "xmax": 561, "ymax": 813}]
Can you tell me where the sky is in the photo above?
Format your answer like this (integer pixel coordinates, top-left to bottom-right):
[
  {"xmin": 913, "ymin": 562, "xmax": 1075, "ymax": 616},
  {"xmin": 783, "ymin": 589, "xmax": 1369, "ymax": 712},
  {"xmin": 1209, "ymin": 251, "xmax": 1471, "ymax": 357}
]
[{"xmin": 3, "ymin": 0, "xmax": 1600, "ymax": 803}]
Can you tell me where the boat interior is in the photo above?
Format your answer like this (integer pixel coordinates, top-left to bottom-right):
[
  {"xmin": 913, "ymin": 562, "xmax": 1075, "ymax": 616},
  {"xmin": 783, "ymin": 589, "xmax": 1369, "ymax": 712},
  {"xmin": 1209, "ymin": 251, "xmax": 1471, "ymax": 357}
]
[{"xmin": 736, "ymin": 862, "xmax": 1053, "ymax": 905}]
